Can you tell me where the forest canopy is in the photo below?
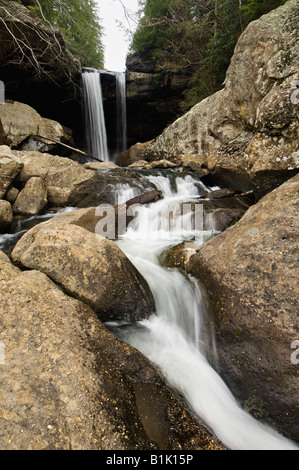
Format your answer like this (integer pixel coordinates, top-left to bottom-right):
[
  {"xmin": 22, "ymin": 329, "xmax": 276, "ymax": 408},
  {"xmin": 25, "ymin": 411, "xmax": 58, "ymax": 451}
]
[
  {"xmin": 20, "ymin": 0, "xmax": 105, "ymax": 69},
  {"xmin": 130, "ymin": 0, "xmax": 288, "ymax": 110}
]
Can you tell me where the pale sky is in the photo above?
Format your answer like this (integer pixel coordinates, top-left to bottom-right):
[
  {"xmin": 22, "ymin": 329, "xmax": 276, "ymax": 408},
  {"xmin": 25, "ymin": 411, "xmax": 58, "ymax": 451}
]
[{"xmin": 96, "ymin": 0, "xmax": 140, "ymax": 72}]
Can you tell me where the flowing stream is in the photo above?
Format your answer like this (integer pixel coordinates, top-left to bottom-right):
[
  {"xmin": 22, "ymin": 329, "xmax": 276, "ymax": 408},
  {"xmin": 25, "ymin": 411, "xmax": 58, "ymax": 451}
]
[
  {"xmin": 1, "ymin": 171, "xmax": 297, "ymax": 450},
  {"xmin": 108, "ymin": 173, "xmax": 299, "ymax": 451}
]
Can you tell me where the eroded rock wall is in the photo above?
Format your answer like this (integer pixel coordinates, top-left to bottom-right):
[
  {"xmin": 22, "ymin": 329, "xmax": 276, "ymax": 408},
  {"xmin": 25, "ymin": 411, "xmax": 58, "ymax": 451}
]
[{"xmin": 145, "ymin": 0, "xmax": 299, "ymax": 199}]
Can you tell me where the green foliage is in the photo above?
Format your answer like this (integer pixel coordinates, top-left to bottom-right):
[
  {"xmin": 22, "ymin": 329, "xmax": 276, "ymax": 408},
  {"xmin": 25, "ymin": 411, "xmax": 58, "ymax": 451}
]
[
  {"xmin": 131, "ymin": 0, "xmax": 171, "ymax": 54},
  {"xmin": 241, "ymin": 0, "xmax": 287, "ymax": 20},
  {"xmin": 131, "ymin": 0, "xmax": 288, "ymax": 111},
  {"xmin": 29, "ymin": 0, "xmax": 104, "ymax": 68}
]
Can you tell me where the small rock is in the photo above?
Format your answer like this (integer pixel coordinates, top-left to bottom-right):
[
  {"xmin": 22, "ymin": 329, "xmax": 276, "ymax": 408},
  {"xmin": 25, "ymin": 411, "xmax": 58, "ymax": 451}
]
[
  {"xmin": 5, "ymin": 186, "xmax": 19, "ymax": 204},
  {"xmin": 0, "ymin": 200, "xmax": 13, "ymax": 232},
  {"xmin": 205, "ymin": 188, "xmax": 236, "ymax": 199},
  {"xmin": 0, "ymin": 153, "xmax": 23, "ymax": 198},
  {"xmin": 83, "ymin": 161, "xmax": 119, "ymax": 170},
  {"xmin": 13, "ymin": 176, "xmax": 48, "ymax": 216}
]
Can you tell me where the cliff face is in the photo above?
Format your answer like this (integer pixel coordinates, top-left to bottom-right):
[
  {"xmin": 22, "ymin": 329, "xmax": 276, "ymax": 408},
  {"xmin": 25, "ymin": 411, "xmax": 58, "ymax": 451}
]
[
  {"xmin": 144, "ymin": 0, "xmax": 299, "ymax": 199},
  {"xmin": 0, "ymin": 1, "xmax": 83, "ymax": 142},
  {"xmin": 126, "ymin": 69, "xmax": 188, "ymax": 147},
  {"xmin": 101, "ymin": 52, "xmax": 188, "ymax": 149}
]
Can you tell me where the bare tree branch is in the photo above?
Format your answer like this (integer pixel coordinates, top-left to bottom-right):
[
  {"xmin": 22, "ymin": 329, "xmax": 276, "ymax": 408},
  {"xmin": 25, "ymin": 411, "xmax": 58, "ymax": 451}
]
[{"xmin": 0, "ymin": 0, "xmax": 81, "ymax": 88}]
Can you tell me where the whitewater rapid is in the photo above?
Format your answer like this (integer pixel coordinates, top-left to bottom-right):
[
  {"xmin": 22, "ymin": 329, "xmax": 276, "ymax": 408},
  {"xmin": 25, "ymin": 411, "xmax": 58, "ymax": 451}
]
[{"xmin": 111, "ymin": 173, "xmax": 298, "ymax": 451}]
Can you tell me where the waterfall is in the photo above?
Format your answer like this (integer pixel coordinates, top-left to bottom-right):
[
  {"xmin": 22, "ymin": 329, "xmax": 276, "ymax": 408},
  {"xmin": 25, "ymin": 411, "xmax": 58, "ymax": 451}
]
[
  {"xmin": 82, "ymin": 69, "xmax": 127, "ymax": 160},
  {"xmin": 109, "ymin": 174, "xmax": 298, "ymax": 451},
  {"xmin": 82, "ymin": 70, "xmax": 109, "ymax": 161},
  {"xmin": 114, "ymin": 183, "xmax": 140, "ymax": 204},
  {"xmin": 115, "ymin": 72, "xmax": 127, "ymax": 154}
]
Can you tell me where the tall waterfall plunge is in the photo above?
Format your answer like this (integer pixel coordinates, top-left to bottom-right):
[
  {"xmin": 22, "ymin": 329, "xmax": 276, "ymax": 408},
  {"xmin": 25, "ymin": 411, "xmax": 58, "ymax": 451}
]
[
  {"xmin": 82, "ymin": 69, "xmax": 127, "ymax": 161},
  {"xmin": 82, "ymin": 70, "xmax": 109, "ymax": 161},
  {"xmin": 116, "ymin": 72, "xmax": 127, "ymax": 155}
]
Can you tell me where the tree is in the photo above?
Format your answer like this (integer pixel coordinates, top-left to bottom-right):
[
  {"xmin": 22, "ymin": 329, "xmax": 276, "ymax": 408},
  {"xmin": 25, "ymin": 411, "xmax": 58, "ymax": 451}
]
[
  {"xmin": 130, "ymin": 0, "xmax": 287, "ymax": 111},
  {"xmin": 0, "ymin": 0, "xmax": 79, "ymax": 80},
  {"xmin": 241, "ymin": 0, "xmax": 287, "ymax": 20},
  {"xmin": 30, "ymin": 0, "xmax": 105, "ymax": 68}
]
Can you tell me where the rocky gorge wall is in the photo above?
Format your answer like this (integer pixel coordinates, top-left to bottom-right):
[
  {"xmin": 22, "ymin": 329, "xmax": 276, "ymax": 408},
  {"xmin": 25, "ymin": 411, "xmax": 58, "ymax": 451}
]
[
  {"xmin": 101, "ymin": 63, "xmax": 187, "ymax": 151},
  {"xmin": 143, "ymin": 0, "xmax": 299, "ymax": 200}
]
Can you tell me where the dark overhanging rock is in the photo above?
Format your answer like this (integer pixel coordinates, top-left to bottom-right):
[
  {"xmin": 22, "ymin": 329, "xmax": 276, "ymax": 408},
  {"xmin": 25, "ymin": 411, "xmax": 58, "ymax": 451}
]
[
  {"xmin": 1, "ymin": 71, "xmax": 84, "ymax": 147},
  {"xmin": 143, "ymin": 0, "xmax": 299, "ymax": 201},
  {"xmin": 100, "ymin": 60, "xmax": 188, "ymax": 150},
  {"xmin": 0, "ymin": 1, "xmax": 83, "ymax": 145}
]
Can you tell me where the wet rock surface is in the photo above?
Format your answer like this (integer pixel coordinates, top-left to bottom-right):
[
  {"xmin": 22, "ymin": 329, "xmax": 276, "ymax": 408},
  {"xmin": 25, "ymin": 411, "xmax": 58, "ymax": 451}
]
[
  {"xmin": 0, "ymin": 251, "xmax": 224, "ymax": 450},
  {"xmin": 0, "ymin": 199, "xmax": 13, "ymax": 232},
  {"xmin": 187, "ymin": 174, "xmax": 299, "ymax": 442}
]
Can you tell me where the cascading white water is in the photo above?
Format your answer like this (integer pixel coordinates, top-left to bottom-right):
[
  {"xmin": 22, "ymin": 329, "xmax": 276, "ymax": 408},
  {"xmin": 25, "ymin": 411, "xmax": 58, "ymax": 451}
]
[
  {"xmin": 115, "ymin": 72, "xmax": 127, "ymax": 154},
  {"xmin": 110, "ymin": 173, "xmax": 298, "ymax": 451},
  {"xmin": 82, "ymin": 69, "xmax": 127, "ymax": 161},
  {"xmin": 114, "ymin": 183, "xmax": 140, "ymax": 204},
  {"xmin": 82, "ymin": 70, "xmax": 109, "ymax": 161}
]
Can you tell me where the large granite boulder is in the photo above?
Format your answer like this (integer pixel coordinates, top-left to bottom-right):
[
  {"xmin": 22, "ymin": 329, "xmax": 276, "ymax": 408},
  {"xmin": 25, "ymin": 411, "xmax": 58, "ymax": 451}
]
[
  {"xmin": 187, "ymin": 174, "xmax": 299, "ymax": 442},
  {"xmin": 0, "ymin": 251, "xmax": 223, "ymax": 450},
  {"xmin": 14, "ymin": 151, "xmax": 96, "ymax": 207},
  {"xmin": 11, "ymin": 221, "xmax": 155, "ymax": 323},
  {"xmin": 145, "ymin": 0, "xmax": 299, "ymax": 198},
  {"xmin": 0, "ymin": 101, "xmax": 73, "ymax": 152},
  {"xmin": 0, "ymin": 148, "xmax": 23, "ymax": 198}
]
